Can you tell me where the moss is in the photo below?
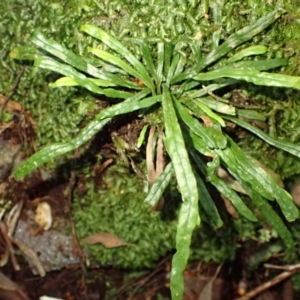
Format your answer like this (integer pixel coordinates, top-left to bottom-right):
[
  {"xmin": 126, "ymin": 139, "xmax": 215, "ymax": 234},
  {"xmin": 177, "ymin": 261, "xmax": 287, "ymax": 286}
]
[{"xmin": 73, "ymin": 161, "xmax": 177, "ymax": 269}]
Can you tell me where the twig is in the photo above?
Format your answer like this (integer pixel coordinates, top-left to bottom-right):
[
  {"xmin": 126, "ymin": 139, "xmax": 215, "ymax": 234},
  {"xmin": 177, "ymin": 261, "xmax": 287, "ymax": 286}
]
[
  {"xmin": 146, "ymin": 126, "xmax": 156, "ymax": 185},
  {"xmin": 235, "ymin": 269, "xmax": 298, "ymax": 300},
  {"xmin": 68, "ymin": 152, "xmax": 87, "ymax": 272},
  {"xmin": 0, "ymin": 222, "xmax": 20, "ymax": 271},
  {"xmin": 202, "ymin": 85, "xmax": 260, "ymax": 109},
  {"xmin": 7, "ymin": 200, "xmax": 23, "ymax": 236},
  {"xmin": 67, "ymin": 150, "xmax": 88, "ymax": 300},
  {"xmin": 202, "ymin": 85, "xmax": 229, "ymax": 103},
  {"xmin": 0, "ymin": 65, "xmax": 26, "ymax": 121},
  {"xmin": 10, "ymin": 236, "xmax": 45, "ymax": 277},
  {"xmin": 264, "ymin": 263, "xmax": 300, "ymax": 271},
  {"xmin": 111, "ymin": 255, "xmax": 171, "ymax": 300}
]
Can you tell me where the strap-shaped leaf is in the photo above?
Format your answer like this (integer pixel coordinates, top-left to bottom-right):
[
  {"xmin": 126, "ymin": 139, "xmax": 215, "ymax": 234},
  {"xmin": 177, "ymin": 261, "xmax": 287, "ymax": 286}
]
[
  {"xmin": 215, "ymin": 147, "xmax": 272, "ymax": 199},
  {"xmin": 9, "ymin": 46, "xmax": 42, "ymax": 60},
  {"xmin": 203, "ymin": 8, "xmax": 285, "ymax": 68},
  {"xmin": 133, "ymin": 39, "xmax": 159, "ymax": 83},
  {"xmin": 164, "ymin": 41, "xmax": 174, "ymax": 77},
  {"xmin": 31, "ymin": 30, "xmax": 138, "ymax": 89},
  {"xmin": 190, "ymin": 100, "xmax": 226, "ymax": 127},
  {"xmin": 95, "ymin": 95, "xmax": 160, "ymax": 121},
  {"xmin": 175, "ymin": 101, "xmax": 227, "ymax": 149},
  {"xmin": 174, "ymin": 54, "xmax": 187, "ymax": 77},
  {"xmin": 14, "ymin": 118, "xmax": 110, "ymax": 179},
  {"xmin": 236, "ymin": 109, "xmax": 266, "ymax": 121},
  {"xmin": 14, "ymin": 89, "xmax": 152, "ymax": 179},
  {"xmin": 181, "ymin": 79, "xmax": 237, "ymax": 98},
  {"xmin": 229, "ymin": 139, "xmax": 299, "ymax": 221},
  {"xmin": 88, "ymin": 48, "xmax": 147, "ymax": 84},
  {"xmin": 137, "ymin": 124, "xmax": 149, "ymax": 148},
  {"xmin": 184, "ymin": 136, "xmax": 222, "ymax": 228},
  {"xmin": 166, "ymin": 53, "xmax": 180, "ymax": 86},
  {"xmin": 189, "ymin": 146, "xmax": 256, "ymax": 221},
  {"xmin": 210, "ymin": 175, "xmax": 257, "ymax": 221},
  {"xmin": 182, "ymin": 127, "xmax": 213, "ymax": 157},
  {"xmin": 51, "ymin": 77, "xmax": 117, "ymax": 88},
  {"xmin": 227, "ymin": 45, "xmax": 268, "ymax": 63},
  {"xmin": 144, "ymin": 162, "xmax": 174, "ymax": 206},
  {"xmin": 224, "ymin": 116, "xmax": 300, "ymax": 159},
  {"xmin": 34, "ymin": 57, "xmax": 132, "ymax": 99},
  {"xmin": 244, "ymin": 187, "xmax": 295, "ymax": 250},
  {"xmin": 162, "ymin": 85, "xmax": 199, "ymax": 300},
  {"xmin": 221, "ymin": 58, "xmax": 288, "ymax": 72},
  {"xmin": 80, "ymin": 24, "xmax": 155, "ymax": 91},
  {"xmin": 194, "ymin": 68, "xmax": 300, "ymax": 90},
  {"xmin": 171, "ymin": 9, "xmax": 285, "ymax": 83},
  {"xmin": 156, "ymin": 42, "xmax": 165, "ymax": 89},
  {"xmin": 215, "ymin": 139, "xmax": 299, "ymax": 221},
  {"xmin": 194, "ymin": 170, "xmax": 223, "ymax": 228},
  {"xmin": 195, "ymin": 97, "xmax": 236, "ymax": 116}
]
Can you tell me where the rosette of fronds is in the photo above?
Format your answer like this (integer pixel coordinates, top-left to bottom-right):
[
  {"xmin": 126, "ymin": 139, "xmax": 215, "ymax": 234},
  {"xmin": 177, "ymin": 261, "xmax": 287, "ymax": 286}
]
[{"xmin": 11, "ymin": 8, "xmax": 300, "ymax": 299}]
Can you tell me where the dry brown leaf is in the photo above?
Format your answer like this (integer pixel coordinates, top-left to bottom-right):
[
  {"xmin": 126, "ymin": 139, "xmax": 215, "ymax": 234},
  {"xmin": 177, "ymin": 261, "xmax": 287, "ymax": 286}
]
[
  {"xmin": 155, "ymin": 126, "xmax": 165, "ymax": 176},
  {"xmin": 82, "ymin": 232, "xmax": 133, "ymax": 248},
  {"xmin": 220, "ymin": 195, "xmax": 239, "ymax": 219},
  {"xmin": 216, "ymin": 167, "xmax": 247, "ymax": 195},
  {"xmin": 146, "ymin": 126, "xmax": 156, "ymax": 185},
  {"xmin": 92, "ymin": 158, "xmax": 113, "ymax": 176},
  {"xmin": 200, "ymin": 115, "xmax": 214, "ymax": 127},
  {"xmin": 0, "ymin": 94, "xmax": 22, "ymax": 112},
  {"xmin": 198, "ymin": 264, "xmax": 223, "ymax": 300}
]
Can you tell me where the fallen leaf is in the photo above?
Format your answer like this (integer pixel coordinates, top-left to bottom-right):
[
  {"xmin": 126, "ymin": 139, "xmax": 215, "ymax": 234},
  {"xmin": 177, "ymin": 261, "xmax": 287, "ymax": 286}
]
[
  {"xmin": 216, "ymin": 167, "xmax": 247, "ymax": 194},
  {"xmin": 82, "ymin": 232, "xmax": 133, "ymax": 248},
  {"xmin": 0, "ymin": 94, "xmax": 22, "ymax": 112},
  {"xmin": 198, "ymin": 264, "xmax": 223, "ymax": 300},
  {"xmin": 221, "ymin": 195, "xmax": 239, "ymax": 219},
  {"xmin": 200, "ymin": 115, "xmax": 214, "ymax": 127}
]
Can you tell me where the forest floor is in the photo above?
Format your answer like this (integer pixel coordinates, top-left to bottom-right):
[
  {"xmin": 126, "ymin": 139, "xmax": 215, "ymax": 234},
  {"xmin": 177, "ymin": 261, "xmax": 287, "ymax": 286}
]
[{"xmin": 0, "ymin": 93, "xmax": 297, "ymax": 300}]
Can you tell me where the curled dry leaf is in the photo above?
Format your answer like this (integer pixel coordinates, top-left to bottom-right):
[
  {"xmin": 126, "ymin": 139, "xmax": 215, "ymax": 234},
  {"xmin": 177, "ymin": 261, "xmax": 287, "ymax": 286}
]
[
  {"xmin": 35, "ymin": 202, "xmax": 52, "ymax": 230},
  {"xmin": 82, "ymin": 232, "xmax": 133, "ymax": 248},
  {"xmin": 290, "ymin": 179, "xmax": 300, "ymax": 206},
  {"xmin": 220, "ymin": 195, "xmax": 239, "ymax": 219},
  {"xmin": 216, "ymin": 167, "xmax": 247, "ymax": 194}
]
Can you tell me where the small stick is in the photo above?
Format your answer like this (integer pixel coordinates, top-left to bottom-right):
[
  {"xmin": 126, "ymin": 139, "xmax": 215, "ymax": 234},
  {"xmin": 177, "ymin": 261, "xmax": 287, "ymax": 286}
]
[
  {"xmin": 7, "ymin": 200, "xmax": 23, "ymax": 237},
  {"xmin": 146, "ymin": 126, "xmax": 156, "ymax": 185},
  {"xmin": 264, "ymin": 263, "xmax": 300, "ymax": 271},
  {"xmin": 0, "ymin": 222, "xmax": 20, "ymax": 271},
  {"xmin": 67, "ymin": 150, "xmax": 89, "ymax": 300},
  {"xmin": 202, "ymin": 85, "xmax": 229, "ymax": 103},
  {"xmin": 10, "ymin": 236, "xmax": 45, "ymax": 277},
  {"xmin": 235, "ymin": 269, "xmax": 298, "ymax": 300}
]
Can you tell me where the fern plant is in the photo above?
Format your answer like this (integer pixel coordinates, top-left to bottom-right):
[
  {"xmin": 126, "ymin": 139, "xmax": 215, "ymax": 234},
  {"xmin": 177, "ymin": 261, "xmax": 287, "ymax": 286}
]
[{"xmin": 11, "ymin": 8, "xmax": 300, "ymax": 299}]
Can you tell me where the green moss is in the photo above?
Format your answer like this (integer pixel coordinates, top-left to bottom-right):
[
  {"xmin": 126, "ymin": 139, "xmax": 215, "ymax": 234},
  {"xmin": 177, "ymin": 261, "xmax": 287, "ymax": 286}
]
[{"xmin": 73, "ymin": 161, "xmax": 177, "ymax": 269}]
